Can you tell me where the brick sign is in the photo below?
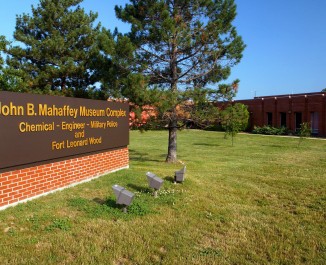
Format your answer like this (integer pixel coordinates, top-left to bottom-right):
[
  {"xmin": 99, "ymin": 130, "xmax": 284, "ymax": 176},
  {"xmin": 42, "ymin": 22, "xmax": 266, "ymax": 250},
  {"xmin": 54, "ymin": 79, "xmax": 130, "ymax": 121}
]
[{"xmin": 0, "ymin": 91, "xmax": 129, "ymax": 172}]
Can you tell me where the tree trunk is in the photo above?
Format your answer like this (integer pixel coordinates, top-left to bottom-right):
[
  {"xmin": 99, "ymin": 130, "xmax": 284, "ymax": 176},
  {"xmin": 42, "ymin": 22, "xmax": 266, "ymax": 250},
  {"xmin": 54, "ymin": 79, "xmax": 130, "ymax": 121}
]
[
  {"xmin": 166, "ymin": 25, "xmax": 179, "ymax": 163},
  {"xmin": 166, "ymin": 119, "xmax": 177, "ymax": 163}
]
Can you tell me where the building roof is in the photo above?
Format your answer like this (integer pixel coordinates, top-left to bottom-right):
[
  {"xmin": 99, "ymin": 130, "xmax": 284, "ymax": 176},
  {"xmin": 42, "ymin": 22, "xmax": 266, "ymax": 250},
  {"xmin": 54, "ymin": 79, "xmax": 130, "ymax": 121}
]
[{"xmin": 253, "ymin": 92, "xmax": 325, "ymax": 100}]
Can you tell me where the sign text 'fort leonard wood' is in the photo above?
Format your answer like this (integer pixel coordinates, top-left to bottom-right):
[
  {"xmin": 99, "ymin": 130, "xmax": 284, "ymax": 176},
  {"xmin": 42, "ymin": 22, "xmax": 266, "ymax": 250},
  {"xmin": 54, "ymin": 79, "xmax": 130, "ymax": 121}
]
[{"xmin": 0, "ymin": 91, "xmax": 129, "ymax": 172}]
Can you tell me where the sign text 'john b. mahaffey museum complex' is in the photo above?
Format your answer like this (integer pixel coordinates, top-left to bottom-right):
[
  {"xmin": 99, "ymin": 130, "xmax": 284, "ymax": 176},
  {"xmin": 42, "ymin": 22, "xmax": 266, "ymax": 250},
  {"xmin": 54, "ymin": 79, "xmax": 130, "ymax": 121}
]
[{"xmin": 0, "ymin": 91, "xmax": 129, "ymax": 210}]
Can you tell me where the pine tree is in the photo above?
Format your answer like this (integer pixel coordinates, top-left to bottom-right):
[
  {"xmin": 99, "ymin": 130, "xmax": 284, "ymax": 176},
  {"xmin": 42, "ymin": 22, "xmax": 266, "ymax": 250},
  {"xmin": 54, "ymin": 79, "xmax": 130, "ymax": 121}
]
[
  {"xmin": 0, "ymin": 36, "xmax": 5, "ymax": 88},
  {"xmin": 0, "ymin": 36, "xmax": 5, "ymax": 67},
  {"xmin": 1, "ymin": 35, "xmax": 28, "ymax": 92},
  {"xmin": 115, "ymin": 0, "xmax": 245, "ymax": 162},
  {"xmin": 95, "ymin": 28, "xmax": 137, "ymax": 100},
  {"xmin": 5, "ymin": 0, "xmax": 101, "ymax": 97}
]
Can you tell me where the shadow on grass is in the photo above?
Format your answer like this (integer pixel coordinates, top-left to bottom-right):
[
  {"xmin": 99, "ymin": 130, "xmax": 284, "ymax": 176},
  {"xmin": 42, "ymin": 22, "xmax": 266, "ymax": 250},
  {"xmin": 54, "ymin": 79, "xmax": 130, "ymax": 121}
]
[
  {"xmin": 93, "ymin": 198, "xmax": 138, "ymax": 213},
  {"xmin": 127, "ymin": 183, "xmax": 151, "ymax": 193},
  {"xmin": 261, "ymin": 144, "xmax": 296, "ymax": 149},
  {"xmin": 93, "ymin": 198, "xmax": 120, "ymax": 209},
  {"xmin": 164, "ymin": 176, "xmax": 175, "ymax": 183},
  {"xmin": 129, "ymin": 149, "xmax": 162, "ymax": 162},
  {"xmin": 193, "ymin": 143, "xmax": 221, "ymax": 147},
  {"xmin": 103, "ymin": 198, "xmax": 121, "ymax": 209},
  {"xmin": 68, "ymin": 197, "xmax": 118, "ymax": 209},
  {"xmin": 93, "ymin": 197, "xmax": 106, "ymax": 205}
]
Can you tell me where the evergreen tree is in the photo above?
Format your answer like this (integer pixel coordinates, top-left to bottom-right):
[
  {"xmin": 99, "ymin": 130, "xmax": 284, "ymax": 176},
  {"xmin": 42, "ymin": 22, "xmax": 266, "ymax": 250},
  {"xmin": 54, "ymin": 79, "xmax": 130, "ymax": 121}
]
[
  {"xmin": 0, "ymin": 36, "xmax": 5, "ymax": 67},
  {"xmin": 1, "ymin": 35, "xmax": 29, "ymax": 92},
  {"xmin": 95, "ymin": 28, "xmax": 137, "ymax": 100},
  {"xmin": 115, "ymin": 0, "xmax": 245, "ymax": 162},
  {"xmin": 5, "ymin": 0, "xmax": 101, "ymax": 97},
  {"xmin": 0, "ymin": 36, "xmax": 5, "ymax": 86}
]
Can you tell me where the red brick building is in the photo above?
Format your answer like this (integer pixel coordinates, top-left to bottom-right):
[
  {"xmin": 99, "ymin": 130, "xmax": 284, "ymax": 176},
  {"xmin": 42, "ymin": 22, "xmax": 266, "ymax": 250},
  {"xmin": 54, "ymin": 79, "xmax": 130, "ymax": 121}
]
[{"xmin": 236, "ymin": 92, "xmax": 326, "ymax": 137}]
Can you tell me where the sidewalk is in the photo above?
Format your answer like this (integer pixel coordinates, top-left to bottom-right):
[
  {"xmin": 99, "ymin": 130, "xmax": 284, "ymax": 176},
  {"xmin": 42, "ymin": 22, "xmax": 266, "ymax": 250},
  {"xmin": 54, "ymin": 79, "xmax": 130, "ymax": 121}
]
[{"xmin": 238, "ymin": 132, "xmax": 326, "ymax": 141}]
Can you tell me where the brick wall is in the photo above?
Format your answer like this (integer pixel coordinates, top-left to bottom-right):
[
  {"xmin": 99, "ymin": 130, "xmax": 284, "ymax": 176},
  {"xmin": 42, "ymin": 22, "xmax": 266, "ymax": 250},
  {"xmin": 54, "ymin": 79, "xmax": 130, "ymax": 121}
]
[
  {"xmin": 0, "ymin": 147, "xmax": 129, "ymax": 210},
  {"xmin": 237, "ymin": 93, "xmax": 326, "ymax": 136}
]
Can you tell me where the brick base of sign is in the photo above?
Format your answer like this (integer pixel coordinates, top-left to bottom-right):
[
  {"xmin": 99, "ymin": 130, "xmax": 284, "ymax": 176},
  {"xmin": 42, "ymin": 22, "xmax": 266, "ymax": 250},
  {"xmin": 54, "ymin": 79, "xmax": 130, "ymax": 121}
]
[{"xmin": 0, "ymin": 147, "xmax": 129, "ymax": 210}]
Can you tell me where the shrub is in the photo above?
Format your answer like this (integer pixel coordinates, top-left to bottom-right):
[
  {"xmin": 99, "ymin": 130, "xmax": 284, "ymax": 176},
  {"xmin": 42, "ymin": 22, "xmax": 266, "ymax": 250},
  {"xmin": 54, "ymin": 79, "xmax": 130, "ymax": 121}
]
[
  {"xmin": 298, "ymin": 122, "xmax": 311, "ymax": 146},
  {"xmin": 252, "ymin": 125, "xmax": 289, "ymax": 135}
]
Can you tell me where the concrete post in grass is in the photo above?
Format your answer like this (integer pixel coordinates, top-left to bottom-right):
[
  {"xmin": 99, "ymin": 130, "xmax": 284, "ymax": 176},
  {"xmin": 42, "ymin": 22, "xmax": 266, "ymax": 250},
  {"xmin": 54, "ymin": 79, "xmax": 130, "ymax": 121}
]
[
  {"xmin": 112, "ymin": 184, "xmax": 135, "ymax": 213},
  {"xmin": 174, "ymin": 166, "xmax": 186, "ymax": 183},
  {"xmin": 146, "ymin": 172, "xmax": 164, "ymax": 197}
]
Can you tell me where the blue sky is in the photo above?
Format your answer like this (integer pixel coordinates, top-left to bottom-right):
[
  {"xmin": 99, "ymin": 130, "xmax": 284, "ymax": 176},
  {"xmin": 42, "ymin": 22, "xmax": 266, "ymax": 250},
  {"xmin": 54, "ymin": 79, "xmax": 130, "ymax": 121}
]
[{"xmin": 0, "ymin": 0, "xmax": 325, "ymax": 99}]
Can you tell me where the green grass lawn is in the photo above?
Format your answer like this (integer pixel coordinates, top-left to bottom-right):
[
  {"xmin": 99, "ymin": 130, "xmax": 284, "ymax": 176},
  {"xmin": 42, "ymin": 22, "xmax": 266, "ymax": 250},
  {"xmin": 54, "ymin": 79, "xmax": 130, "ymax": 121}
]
[{"xmin": 0, "ymin": 130, "xmax": 325, "ymax": 264}]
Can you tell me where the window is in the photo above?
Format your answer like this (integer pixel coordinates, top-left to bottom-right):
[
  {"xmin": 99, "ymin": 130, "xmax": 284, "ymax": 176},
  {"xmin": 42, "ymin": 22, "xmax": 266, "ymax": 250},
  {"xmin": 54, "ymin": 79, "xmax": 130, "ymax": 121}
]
[
  {"xmin": 311, "ymin": 112, "xmax": 319, "ymax": 135},
  {"xmin": 267, "ymin": 112, "xmax": 273, "ymax": 126},
  {"xmin": 280, "ymin": 112, "xmax": 287, "ymax": 127},
  {"xmin": 295, "ymin": 112, "xmax": 302, "ymax": 132}
]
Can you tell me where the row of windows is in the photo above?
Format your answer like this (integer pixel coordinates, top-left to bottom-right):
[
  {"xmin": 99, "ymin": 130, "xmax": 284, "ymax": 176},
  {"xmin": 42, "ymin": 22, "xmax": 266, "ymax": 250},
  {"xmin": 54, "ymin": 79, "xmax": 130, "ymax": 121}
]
[{"xmin": 266, "ymin": 112, "xmax": 319, "ymax": 134}]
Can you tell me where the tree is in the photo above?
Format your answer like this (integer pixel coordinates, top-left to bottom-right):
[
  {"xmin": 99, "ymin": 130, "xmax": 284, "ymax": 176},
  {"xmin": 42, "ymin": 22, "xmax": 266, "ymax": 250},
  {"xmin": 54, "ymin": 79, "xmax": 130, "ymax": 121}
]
[
  {"xmin": 1, "ymin": 35, "xmax": 29, "ymax": 92},
  {"xmin": 0, "ymin": 36, "xmax": 5, "ymax": 67},
  {"xmin": 0, "ymin": 67, "xmax": 27, "ymax": 93},
  {"xmin": 220, "ymin": 102, "xmax": 249, "ymax": 146},
  {"xmin": 115, "ymin": 0, "xmax": 245, "ymax": 162},
  {"xmin": 5, "ymin": 0, "xmax": 101, "ymax": 97},
  {"xmin": 298, "ymin": 122, "xmax": 311, "ymax": 147},
  {"xmin": 322, "ymin": 88, "xmax": 326, "ymax": 92},
  {"xmin": 0, "ymin": 36, "xmax": 5, "ymax": 87},
  {"xmin": 95, "ymin": 28, "xmax": 138, "ymax": 100}
]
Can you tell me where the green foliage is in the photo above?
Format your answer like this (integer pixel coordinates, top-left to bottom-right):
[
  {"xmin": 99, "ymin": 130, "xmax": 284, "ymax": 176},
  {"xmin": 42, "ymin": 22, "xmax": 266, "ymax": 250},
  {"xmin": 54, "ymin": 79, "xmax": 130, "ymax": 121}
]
[
  {"xmin": 115, "ymin": 0, "xmax": 245, "ymax": 102},
  {"xmin": 220, "ymin": 103, "xmax": 249, "ymax": 145},
  {"xmin": 45, "ymin": 218, "xmax": 72, "ymax": 232},
  {"xmin": 1, "ymin": 35, "xmax": 29, "ymax": 92},
  {"xmin": 298, "ymin": 122, "xmax": 311, "ymax": 146},
  {"xmin": 4, "ymin": 0, "xmax": 102, "ymax": 98},
  {"xmin": 115, "ymin": 0, "xmax": 245, "ymax": 161},
  {"xmin": 95, "ymin": 29, "xmax": 140, "ymax": 99},
  {"xmin": 252, "ymin": 125, "xmax": 289, "ymax": 135},
  {"xmin": 0, "ymin": 35, "xmax": 5, "ymax": 67}
]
